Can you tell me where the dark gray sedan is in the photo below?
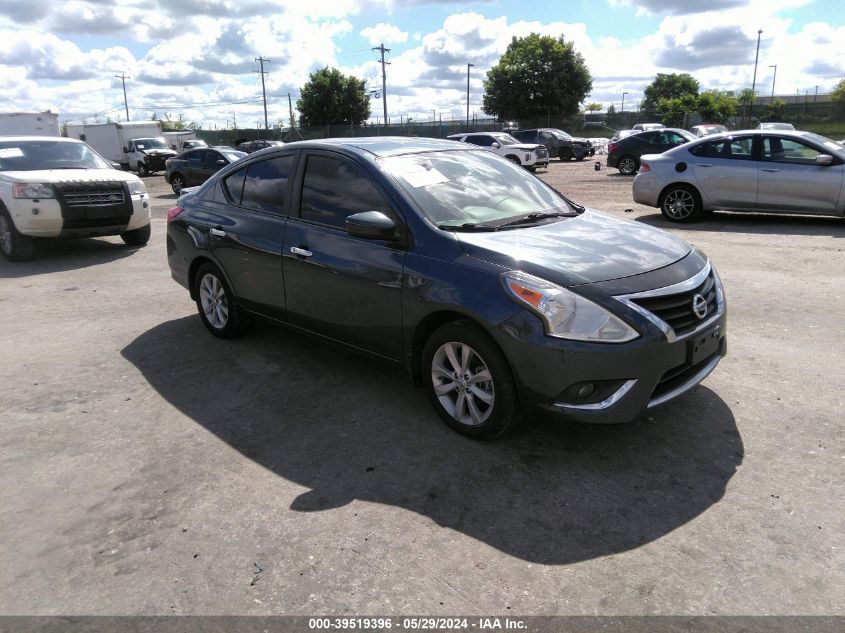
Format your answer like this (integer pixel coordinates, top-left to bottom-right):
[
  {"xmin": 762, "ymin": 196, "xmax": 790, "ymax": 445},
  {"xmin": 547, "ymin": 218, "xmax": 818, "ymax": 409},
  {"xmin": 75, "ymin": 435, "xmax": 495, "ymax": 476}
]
[{"xmin": 165, "ymin": 147, "xmax": 245, "ymax": 195}]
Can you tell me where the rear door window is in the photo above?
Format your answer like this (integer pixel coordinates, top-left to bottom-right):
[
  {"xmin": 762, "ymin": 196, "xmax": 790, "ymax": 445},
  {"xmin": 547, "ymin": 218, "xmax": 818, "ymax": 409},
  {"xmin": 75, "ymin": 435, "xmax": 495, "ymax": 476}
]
[
  {"xmin": 690, "ymin": 137, "xmax": 754, "ymax": 160},
  {"xmin": 240, "ymin": 155, "xmax": 296, "ymax": 214}
]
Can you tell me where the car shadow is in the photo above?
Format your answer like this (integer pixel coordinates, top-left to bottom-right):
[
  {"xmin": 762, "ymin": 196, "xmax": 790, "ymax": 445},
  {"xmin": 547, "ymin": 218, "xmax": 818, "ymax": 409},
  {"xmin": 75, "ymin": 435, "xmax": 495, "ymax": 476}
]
[
  {"xmin": 0, "ymin": 238, "xmax": 138, "ymax": 279},
  {"xmin": 122, "ymin": 316, "xmax": 743, "ymax": 565},
  {"xmin": 635, "ymin": 210, "xmax": 844, "ymax": 237}
]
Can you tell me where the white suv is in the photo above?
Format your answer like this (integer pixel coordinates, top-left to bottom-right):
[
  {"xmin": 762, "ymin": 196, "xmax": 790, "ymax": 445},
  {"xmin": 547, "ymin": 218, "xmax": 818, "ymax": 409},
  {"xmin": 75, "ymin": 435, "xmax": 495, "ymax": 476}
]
[
  {"xmin": 0, "ymin": 136, "xmax": 151, "ymax": 261},
  {"xmin": 447, "ymin": 132, "xmax": 549, "ymax": 170}
]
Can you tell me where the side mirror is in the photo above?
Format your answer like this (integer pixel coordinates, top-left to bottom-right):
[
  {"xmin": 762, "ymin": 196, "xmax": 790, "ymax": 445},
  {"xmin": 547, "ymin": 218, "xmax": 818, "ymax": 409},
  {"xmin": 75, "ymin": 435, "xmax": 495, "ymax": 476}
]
[
  {"xmin": 346, "ymin": 211, "xmax": 396, "ymax": 240},
  {"xmin": 122, "ymin": 147, "xmax": 129, "ymax": 153},
  {"xmin": 816, "ymin": 154, "xmax": 833, "ymax": 166},
  {"xmin": 491, "ymin": 142, "xmax": 501, "ymax": 148}
]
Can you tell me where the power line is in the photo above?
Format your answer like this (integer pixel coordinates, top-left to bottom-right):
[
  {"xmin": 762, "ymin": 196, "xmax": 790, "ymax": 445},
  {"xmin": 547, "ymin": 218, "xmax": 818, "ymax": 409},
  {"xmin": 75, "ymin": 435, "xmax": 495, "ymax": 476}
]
[{"xmin": 254, "ymin": 56, "xmax": 270, "ymax": 130}]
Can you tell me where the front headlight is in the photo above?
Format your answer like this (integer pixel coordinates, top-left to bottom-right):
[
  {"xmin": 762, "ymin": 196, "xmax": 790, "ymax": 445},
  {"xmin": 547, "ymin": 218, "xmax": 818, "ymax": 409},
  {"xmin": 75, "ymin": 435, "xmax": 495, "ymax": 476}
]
[
  {"xmin": 127, "ymin": 179, "xmax": 146, "ymax": 195},
  {"xmin": 502, "ymin": 271, "xmax": 639, "ymax": 343},
  {"xmin": 13, "ymin": 183, "xmax": 54, "ymax": 199}
]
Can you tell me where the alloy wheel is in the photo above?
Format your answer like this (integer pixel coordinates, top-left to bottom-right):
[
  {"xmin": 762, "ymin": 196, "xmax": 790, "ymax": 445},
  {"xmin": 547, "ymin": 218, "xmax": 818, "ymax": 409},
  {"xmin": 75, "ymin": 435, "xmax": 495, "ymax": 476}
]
[
  {"xmin": 431, "ymin": 341, "xmax": 495, "ymax": 426},
  {"xmin": 663, "ymin": 188, "xmax": 695, "ymax": 219},
  {"xmin": 0, "ymin": 215, "xmax": 11, "ymax": 256},
  {"xmin": 199, "ymin": 273, "xmax": 229, "ymax": 329}
]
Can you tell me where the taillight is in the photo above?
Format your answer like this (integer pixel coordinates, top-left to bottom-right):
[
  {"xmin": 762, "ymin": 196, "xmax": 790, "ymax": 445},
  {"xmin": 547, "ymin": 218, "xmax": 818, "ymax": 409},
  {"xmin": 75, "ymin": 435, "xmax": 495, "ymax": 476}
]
[
  {"xmin": 607, "ymin": 143, "xmax": 618, "ymax": 152},
  {"xmin": 166, "ymin": 206, "xmax": 183, "ymax": 222},
  {"xmin": 639, "ymin": 162, "xmax": 651, "ymax": 173}
]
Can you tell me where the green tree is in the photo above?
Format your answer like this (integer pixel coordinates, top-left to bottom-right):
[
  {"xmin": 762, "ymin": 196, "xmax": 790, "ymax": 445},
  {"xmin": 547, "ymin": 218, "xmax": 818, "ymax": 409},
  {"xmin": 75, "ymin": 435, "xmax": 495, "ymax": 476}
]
[
  {"xmin": 736, "ymin": 88, "xmax": 755, "ymax": 110},
  {"xmin": 297, "ymin": 67, "xmax": 370, "ymax": 127},
  {"xmin": 585, "ymin": 102, "xmax": 602, "ymax": 112},
  {"xmin": 482, "ymin": 33, "xmax": 592, "ymax": 120},
  {"xmin": 831, "ymin": 78, "xmax": 845, "ymax": 114},
  {"xmin": 763, "ymin": 98, "xmax": 786, "ymax": 121},
  {"xmin": 658, "ymin": 94, "xmax": 699, "ymax": 127},
  {"xmin": 641, "ymin": 73, "xmax": 700, "ymax": 113},
  {"xmin": 697, "ymin": 90, "xmax": 736, "ymax": 123}
]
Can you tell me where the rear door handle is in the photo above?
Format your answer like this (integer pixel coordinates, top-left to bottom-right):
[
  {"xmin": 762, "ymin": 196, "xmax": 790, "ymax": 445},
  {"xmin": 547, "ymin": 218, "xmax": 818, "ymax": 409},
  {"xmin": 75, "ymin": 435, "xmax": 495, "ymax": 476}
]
[
  {"xmin": 290, "ymin": 246, "xmax": 313, "ymax": 257},
  {"xmin": 761, "ymin": 168, "xmax": 780, "ymax": 172},
  {"xmin": 209, "ymin": 227, "xmax": 226, "ymax": 237},
  {"xmin": 696, "ymin": 163, "xmax": 713, "ymax": 167}
]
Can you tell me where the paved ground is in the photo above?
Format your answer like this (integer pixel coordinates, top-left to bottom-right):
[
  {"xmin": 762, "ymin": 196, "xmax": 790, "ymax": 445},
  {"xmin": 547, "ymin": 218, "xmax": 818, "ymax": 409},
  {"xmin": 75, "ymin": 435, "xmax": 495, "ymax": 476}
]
[{"xmin": 1, "ymin": 161, "xmax": 843, "ymax": 615}]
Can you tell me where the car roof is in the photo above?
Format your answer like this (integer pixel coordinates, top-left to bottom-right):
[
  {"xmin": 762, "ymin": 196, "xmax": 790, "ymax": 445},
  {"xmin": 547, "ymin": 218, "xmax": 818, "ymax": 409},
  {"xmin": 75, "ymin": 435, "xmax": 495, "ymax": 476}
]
[
  {"xmin": 282, "ymin": 136, "xmax": 472, "ymax": 157},
  {"xmin": 0, "ymin": 136, "xmax": 81, "ymax": 143}
]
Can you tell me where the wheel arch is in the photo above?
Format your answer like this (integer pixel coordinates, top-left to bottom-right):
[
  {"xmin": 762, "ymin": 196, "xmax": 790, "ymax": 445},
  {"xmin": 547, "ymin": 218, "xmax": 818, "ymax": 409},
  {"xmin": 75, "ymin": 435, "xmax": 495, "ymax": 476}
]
[
  {"xmin": 188, "ymin": 255, "xmax": 238, "ymax": 302},
  {"xmin": 504, "ymin": 153, "xmax": 521, "ymax": 163}
]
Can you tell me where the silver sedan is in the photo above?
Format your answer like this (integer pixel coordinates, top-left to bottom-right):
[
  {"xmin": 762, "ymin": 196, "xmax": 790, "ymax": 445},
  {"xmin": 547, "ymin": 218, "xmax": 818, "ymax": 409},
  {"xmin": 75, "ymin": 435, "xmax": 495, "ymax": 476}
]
[{"xmin": 632, "ymin": 130, "xmax": 845, "ymax": 222}]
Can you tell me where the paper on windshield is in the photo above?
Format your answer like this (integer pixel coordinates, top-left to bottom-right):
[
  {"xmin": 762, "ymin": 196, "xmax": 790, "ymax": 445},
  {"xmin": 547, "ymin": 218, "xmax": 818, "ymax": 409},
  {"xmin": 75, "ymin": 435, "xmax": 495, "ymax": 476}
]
[
  {"xmin": 0, "ymin": 148, "xmax": 24, "ymax": 158},
  {"xmin": 387, "ymin": 158, "xmax": 449, "ymax": 188}
]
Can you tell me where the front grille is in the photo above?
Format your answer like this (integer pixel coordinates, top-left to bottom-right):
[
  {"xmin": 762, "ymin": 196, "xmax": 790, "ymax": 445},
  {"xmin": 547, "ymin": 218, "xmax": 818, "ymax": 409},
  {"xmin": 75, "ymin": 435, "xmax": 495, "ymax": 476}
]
[
  {"xmin": 61, "ymin": 185, "xmax": 125, "ymax": 207},
  {"xmin": 629, "ymin": 269, "xmax": 718, "ymax": 337}
]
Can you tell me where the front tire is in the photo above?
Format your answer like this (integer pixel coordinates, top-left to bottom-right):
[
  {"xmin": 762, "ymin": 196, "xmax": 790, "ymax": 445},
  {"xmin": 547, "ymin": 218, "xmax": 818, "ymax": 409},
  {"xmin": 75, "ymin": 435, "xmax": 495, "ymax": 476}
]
[
  {"xmin": 0, "ymin": 207, "xmax": 35, "ymax": 262},
  {"xmin": 137, "ymin": 162, "xmax": 148, "ymax": 177},
  {"xmin": 120, "ymin": 223, "xmax": 151, "ymax": 246},
  {"xmin": 193, "ymin": 262, "xmax": 248, "ymax": 338},
  {"xmin": 659, "ymin": 184, "xmax": 703, "ymax": 223},
  {"xmin": 422, "ymin": 321, "xmax": 521, "ymax": 440},
  {"xmin": 170, "ymin": 174, "xmax": 185, "ymax": 195},
  {"xmin": 618, "ymin": 155, "xmax": 639, "ymax": 175},
  {"xmin": 559, "ymin": 148, "xmax": 573, "ymax": 161}
]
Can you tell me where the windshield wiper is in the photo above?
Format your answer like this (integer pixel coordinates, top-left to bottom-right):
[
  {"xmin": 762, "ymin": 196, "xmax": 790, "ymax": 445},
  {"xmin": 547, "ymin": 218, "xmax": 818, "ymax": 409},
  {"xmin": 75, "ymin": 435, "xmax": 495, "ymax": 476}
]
[
  {"xmin": 438, "ymin": 222, "xmax": 499, "ymax": 232},
  {"xmin": 495, "ymin": 212, "xmax": 571, "ymax": 229}
]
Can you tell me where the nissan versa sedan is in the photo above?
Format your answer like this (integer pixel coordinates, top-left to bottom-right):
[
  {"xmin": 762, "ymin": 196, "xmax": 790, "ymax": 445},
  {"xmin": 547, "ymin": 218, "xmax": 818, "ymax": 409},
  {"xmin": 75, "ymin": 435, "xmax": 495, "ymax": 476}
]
[
  {"xmin": 633, "ymin": 130, "xmax": 845, "ymax": 222},
  {"xmin": 166, "ymin": 137, "xmax": 726, "ymax": 439}
]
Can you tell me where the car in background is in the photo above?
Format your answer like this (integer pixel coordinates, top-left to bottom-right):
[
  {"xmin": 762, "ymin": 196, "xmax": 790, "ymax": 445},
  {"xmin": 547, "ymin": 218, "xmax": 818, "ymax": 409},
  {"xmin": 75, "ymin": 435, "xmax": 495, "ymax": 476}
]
[
  {"xmin": 181, "ymin": 140, "xmax": 208, "ymax": 151},
  {"xmin": 236, "ymin": 140, "xmax": 285, "ymax": 153},
  {"xmin": 757, "ymin": 122, "xmax": 795, "ymax": 131},
  {"xmin": 632, "ymin": 130, "xmax": 845, "ymax": 222},
  {"xmin": 607, "ymin": 128, "xmax": 696, "ymax": 175},
  {"xmin": 0, "ymin": 136, "xmax": 150, "ymax": 261},
  {"xmin": 447, "ymin": 132, "xmax": 548, "ymax": 170},
  {"xmin": 610, "ymin": 129, "xmax": 636, "ymax": 142},
  {"xmin": 165, "ymin": 147, "xmax": 246, "ymax": 195},
  {"xmin": 501, "ymin": 121, "xmax": 519, "ymax": 132},
  {"xmin": 166, "ymin": 137, "xmax": 725, "ymax": 439},
  {"xmin": 512, "ymin": 128, "xmax": 594, "ymax": 161},
  {"xmin": 690, "ymin": 124, "xmax": 729, "ymax": 137},
  {"xmin": 632, "ymin": 123, "xmax": 665, "ymax": 131}
]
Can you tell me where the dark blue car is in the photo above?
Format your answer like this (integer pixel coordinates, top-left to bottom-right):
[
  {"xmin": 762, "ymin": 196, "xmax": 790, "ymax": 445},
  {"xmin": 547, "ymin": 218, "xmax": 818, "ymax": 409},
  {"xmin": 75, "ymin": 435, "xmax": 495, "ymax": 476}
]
[{"xmin": 166, "ymin": 137, "xmax": 726, "ymax": 439}]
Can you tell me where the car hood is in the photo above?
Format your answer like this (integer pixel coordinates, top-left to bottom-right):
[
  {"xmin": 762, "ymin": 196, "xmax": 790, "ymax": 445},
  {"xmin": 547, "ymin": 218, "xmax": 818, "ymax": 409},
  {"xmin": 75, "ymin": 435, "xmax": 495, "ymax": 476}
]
[
  {"xmin": 141, "ymin": 149, "xmax": 177, "ymax": 157},
  {"xmin": 0, "ymin": 169, "xmax": 143, "ymax": 184},
  {"xmin": 503, "ymin": 143, "xmax": 544, "ymax": 151},
  {"xmin": 455, "ymin": 209, "xmax": 691, "ymax": 286},
  {"xmin": 568, "ymin": 137, "xmax": 591, "ymax": 144}
]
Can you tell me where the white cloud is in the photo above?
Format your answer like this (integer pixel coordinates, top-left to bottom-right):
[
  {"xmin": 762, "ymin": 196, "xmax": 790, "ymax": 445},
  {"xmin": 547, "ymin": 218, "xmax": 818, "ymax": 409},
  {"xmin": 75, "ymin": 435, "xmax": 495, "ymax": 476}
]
[{"xmin": 360, "ymin": 22, "xmax": 409, "ymax": 45}]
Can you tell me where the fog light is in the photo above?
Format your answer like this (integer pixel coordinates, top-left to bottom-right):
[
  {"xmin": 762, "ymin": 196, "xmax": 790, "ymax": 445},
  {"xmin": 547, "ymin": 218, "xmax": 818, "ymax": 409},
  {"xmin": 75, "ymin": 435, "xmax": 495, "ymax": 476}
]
[{"xmin": 576, "ymin": 383, "xmax": 596, "ymax": 399}]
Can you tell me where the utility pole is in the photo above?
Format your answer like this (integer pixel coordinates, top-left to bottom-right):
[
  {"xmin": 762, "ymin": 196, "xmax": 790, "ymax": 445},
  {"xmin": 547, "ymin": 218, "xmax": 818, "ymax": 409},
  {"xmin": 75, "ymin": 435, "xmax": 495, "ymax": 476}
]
[
  {"xmin": 769, "ymin": 64, "xmax": 777, "ymax": 102},
  {"xmin": 372, "ymin": 43, "xmax": 390, "ymax": 124},
  {"xmin": 115, "ymin": 73, "xmax": 130, "ymax": 121},
  {"xmin": 254, "ymin": 56, "xmax": 270, "ymax": 131},
  {"xmin": 288, "ymin": 93, "xmax": 294, "ymax": 129},
  {"xmin": 466, "ymin": 63, "xmax": 474, "ymax": 128},
  {"xmin": 750, "ymin": 29, "xmax": 763, "ymax": 120}
]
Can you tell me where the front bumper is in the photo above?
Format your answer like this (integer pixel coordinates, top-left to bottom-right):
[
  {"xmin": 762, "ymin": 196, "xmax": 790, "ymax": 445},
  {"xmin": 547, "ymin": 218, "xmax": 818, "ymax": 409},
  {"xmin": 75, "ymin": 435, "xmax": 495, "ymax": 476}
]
[{"xmin": 493, "ymin": 265, "xmax": 727, "ymax": 424}]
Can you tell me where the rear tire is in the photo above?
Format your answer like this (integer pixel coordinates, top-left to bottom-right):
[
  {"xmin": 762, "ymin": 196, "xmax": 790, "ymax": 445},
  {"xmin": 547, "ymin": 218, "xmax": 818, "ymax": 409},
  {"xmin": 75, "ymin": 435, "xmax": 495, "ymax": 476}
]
[
  {"xmin": 120, "ymin": 223, "xmax": 151, "ymax": 246},
  {"xmin": 193, "ymin": 262, "xmax": 249, "ymax": 338},
  {"xmin": 659, "ymin": 184, "xmax": 703, "ymax": 223},
  {"xmin": 618, "ymin": 155, "xmax": 639, "ymax": 175},
  {"xmin": 422, "ymin": 320, "xmax": 521, "ymax": 440},
  {"xmin": 0, "ymin": 207, "xmax": 35, "ymax": 262}
]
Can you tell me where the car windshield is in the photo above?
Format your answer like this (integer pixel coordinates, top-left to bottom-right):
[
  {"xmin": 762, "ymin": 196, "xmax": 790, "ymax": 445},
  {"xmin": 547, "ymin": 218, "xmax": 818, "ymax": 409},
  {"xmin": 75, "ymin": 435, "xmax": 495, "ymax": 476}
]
[
  {"xmin": 492, "ymin": 133, "xmax": 520, "ymax": 145},
  {"xmin": 186, "ymin": 140, "xmax": 207, "ymax": 148},
  {"xmin": 552, "ymin": 130, "xmax": 572, "ymax": 139},
  {"xmin": 380, "ymin": 149, "xmax": 575, "ymax": 229},
  {"xmin": 801, "ymin": 132, "xmax": 845, "ymax": 157},
  {"xmin": 134, "ymin": 138, "xmax": 168, "ymax": 150},
  {"xmin": 0, "ymin": 140, "xmax": 112, "ymax": 171},
  {"xmin": 221, "ymin": 151, "xmax": 246, "ymax": 162}
]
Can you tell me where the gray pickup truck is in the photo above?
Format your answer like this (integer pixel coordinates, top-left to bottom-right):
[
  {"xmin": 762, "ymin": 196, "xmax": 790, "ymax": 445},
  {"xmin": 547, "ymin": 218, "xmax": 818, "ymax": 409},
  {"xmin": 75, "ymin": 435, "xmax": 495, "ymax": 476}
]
[{"xmin": 512, "ymin": 128, "xmax": 594, "ymax": 161}]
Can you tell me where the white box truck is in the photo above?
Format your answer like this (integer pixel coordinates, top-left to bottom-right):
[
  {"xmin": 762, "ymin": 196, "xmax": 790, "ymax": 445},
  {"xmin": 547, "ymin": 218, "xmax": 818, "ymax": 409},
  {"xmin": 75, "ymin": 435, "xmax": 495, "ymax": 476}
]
[
  {"xmin": 162, "ymin": 131, "xmax": 208, "ymax": 153},
  {"xmin": 65, "ymin": 121, "xmax": 177, "ymax": 175},
  {"xmin": 0, "ymin": 112, "xmax": 60, "ymax": 137}
]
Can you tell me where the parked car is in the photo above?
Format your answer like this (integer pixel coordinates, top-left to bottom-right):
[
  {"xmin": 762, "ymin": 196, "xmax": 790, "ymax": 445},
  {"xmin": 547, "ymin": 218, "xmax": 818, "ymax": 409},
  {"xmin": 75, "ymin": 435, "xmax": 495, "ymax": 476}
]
[
  {"xmin": 181, "ymin": 140, "xmax": 208, "ymax": 151},
  {"xmin": 690, "ymin": 124, "xmax": 729, "ymax": 137},
  {"xmin": 446, "ymin": 132, "xmax": 548, "ymax": 170},
  {"xmin": 633, "ymin": 130, "xmax": 845, "ymax": 222},
  {"xmin": 757, "ymin": 122, "xmax": 795, "ymax": 131},
  {"xmin": 166, "ymin": 137, "xmax": 726, "ymax": 439},
  {"xmin": 610, "ymin": 129, "xmax": 636, "ymax": 142},
  {"xmin": 607, "ymin": 128, "xmax": 696, "ymax": 175},
  {"xmin": 511, "ymin": 128, "xmax": 594, "ymax": 161},
  {"xmin": 632, "ymin": 123, "xmax": 665, "ymax": 131},
  {"xmin": 236, "ymin": 140, "xmax": 285, "ymax": 153},
  {"xmin": 0, "ymin": 136, "xmax": 151, "ymax": 261},
  {"xmin": 501, "ymin": 121, "xmax": 519, "ymax": 132},
  {"xmin": 165, "ymin": 147, "xmax": 246, "ymax": 195}
]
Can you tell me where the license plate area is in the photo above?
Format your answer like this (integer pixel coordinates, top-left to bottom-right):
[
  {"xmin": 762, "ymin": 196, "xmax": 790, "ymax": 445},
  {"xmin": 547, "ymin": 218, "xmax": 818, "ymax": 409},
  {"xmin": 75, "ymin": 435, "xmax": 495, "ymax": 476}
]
[{"xmin": 687, "ymin": 326, "xmax": 721, "ymax": 365}]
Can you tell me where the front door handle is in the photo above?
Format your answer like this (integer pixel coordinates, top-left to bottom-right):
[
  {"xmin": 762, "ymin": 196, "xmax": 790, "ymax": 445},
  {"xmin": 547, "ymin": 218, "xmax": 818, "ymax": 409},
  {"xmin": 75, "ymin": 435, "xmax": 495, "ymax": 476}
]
[
  {"xmin": 290, "ymin": 246, "xmax": 313, "ymax": 257},
  {"xmin": 761, "ymin": 167, "xmax": 780, "ymax": 172},
  {"xmin": 696, "ymin": 163, "xmax": 713, "ymax": 167},
  {"xmin": 209, "ymin": 227, "xmax": 226, "ymax": 237}
]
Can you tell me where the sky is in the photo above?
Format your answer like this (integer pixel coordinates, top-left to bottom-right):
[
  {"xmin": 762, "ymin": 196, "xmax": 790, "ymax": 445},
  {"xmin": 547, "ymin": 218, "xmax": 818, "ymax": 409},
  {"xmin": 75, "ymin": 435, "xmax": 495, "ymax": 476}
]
[{"xmin": 0, "ymin": 0, "xmax": 843, "ymax": 129}]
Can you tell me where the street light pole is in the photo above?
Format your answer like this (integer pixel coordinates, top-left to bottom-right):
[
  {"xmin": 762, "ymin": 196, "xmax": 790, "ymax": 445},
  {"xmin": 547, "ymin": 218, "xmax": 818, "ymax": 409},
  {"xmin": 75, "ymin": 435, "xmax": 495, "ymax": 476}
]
[
  {"xmin": 466, "ymin": 63, "xmax": 474, "ymax": 128},
  {"xmin": 750, "ymin": 29, "xmax": 763, "ymax": 119},
  {"xmin": 621, "ymin": 91, "xmax": 629, "ymax": 114},
  {"xmin": 769, "ymin": 64, "xmax": 777, "ymax": 102}
]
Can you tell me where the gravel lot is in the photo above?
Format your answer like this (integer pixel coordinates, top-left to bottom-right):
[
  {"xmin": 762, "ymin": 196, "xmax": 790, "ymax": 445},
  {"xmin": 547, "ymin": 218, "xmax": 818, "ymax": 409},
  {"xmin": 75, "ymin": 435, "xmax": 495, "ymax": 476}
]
[{"xmin": 1, "ymin": 159, "xmax": 843, "ymax": 615}]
